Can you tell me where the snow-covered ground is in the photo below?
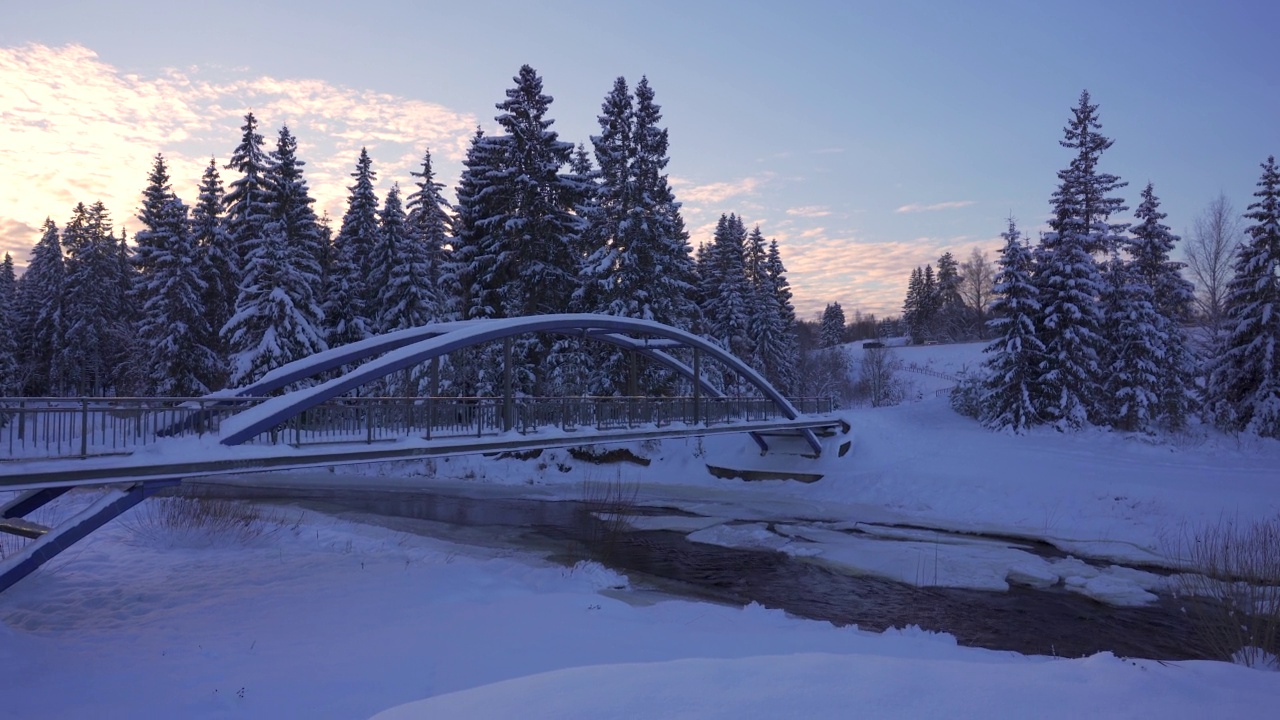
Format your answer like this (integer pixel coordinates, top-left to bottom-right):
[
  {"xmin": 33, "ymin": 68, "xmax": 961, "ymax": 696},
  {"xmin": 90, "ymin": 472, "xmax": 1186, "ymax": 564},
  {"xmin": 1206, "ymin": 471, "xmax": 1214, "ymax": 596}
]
[{"xmin": 3, "ymin": 340, "xmax": 1279, "ymax": 718}]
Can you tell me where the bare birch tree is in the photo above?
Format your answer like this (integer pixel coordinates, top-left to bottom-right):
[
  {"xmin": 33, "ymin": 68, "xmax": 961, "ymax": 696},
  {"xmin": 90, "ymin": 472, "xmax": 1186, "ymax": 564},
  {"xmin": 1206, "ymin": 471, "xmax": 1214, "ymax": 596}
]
[
  {"xmin": 959, "ymin": 247, "xmax": 995, "ymax": 338},
  {"xmin": 1185, "ymin": 193, "xmax": 1243, "ymax": 335}
]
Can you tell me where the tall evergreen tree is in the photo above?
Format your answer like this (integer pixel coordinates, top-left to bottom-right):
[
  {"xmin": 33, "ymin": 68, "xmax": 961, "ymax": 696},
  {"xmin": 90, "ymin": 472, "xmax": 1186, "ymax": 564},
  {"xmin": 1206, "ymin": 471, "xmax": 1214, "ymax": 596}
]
[
  {"xmin": 820, "ymin": 301, "xmax": 846, "ymax": 348},
  {"xmin": 1205, "ymin": 156, "xmax": 1280, "ymax": 437},
  {"xmin": 325, "ymin": 148, "xmax": 379, "ymax": 349},
  {"xmin": 1127, "ymin": 183, "xmax": 1196, "ymax": 428},
  {"xmin": 760, "ymin": 240, "xmax": 800, "ymax": 394},
  {"xmin": 1098, "ymin": 251, "xmax": 1162, "ymax": 432},
  {"xmin": 404, "ymin": 149, "xmax": 451, "ymax": 321},
  {"xmin": 902, "ymin": 266, "xmax": 926, "ymax": 343},
  {"xmin": 935, "ymin": 251, "xmax": 966, "ymax": 340},
  {"xmin": 702, "ymin": 213, "xmax": 752, "ymax": 361},
  {"xmin": 14, "ymin": 220, "xmax": 65, "ymax": 394},
  {"xmin": 372, "ymin": 184, "xmax": 437, "ymax": 334},
  {"xmin": 62, "ymin": 202, "xmax": 131, "ymax": 394},
  {"xmin": 223, "ymin": 112, "xmax": 275, "ymax": 267},
  {"xmin": 133, "ymin": 155, "xmax": 215, "ymax": 394},
  {"xmin": 0, "ymin": 253, "xmax": 17, "ymax": 395},
  {"xmin": 980, "ymin": 219, "xmax": 1044, "ymax": 433},
  {"xmin": 450, "ymin": 128, "xmax": 502, "ymax": 321},
  {"xmin": 480, "ymin": 64, "xmax": 584, "ymax": 320},
  {"xmin": 576, "ymin": 76, "xmax": 701, "ymax": 393},
  {"xmin": 1033, "ymin": 90, "xmax": 1124, "ymax": 428},
  {"xmin": 223, "ymin": 126, "xmax": 327, "ymax": 385},
  {"xmin": 192, "ymin": 157, "xmax": 236, "ymax": 376}
]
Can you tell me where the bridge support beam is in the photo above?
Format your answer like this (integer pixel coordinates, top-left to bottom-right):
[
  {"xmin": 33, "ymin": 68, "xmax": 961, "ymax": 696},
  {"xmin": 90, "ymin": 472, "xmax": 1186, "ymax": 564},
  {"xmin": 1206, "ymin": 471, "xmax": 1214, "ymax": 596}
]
[
  {"xmin": 502, "ymin": 336, "xmax": 513, "ymax": 433},
  {"xmin": 0, "ymin": 479, "xmax": 179, "ymax": 593},
  {"xmin": 692, "ymin": 349, "xmax": 701, "ymax": 425}
]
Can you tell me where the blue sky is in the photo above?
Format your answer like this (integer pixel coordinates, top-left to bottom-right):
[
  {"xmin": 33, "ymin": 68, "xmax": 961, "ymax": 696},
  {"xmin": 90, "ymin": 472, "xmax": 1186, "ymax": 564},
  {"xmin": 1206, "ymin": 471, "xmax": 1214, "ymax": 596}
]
[{"xmin": 1, "ymin": 1, "xmax": 1275, "ymax": 318}]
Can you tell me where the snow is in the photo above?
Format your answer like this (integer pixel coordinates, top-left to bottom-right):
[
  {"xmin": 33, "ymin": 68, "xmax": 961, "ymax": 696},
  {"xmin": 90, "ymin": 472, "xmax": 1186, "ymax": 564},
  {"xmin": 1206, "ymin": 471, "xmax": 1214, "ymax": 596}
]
[{"xmin": 3, "ymin": 341, "xmax": 1280, "ymax": 717}]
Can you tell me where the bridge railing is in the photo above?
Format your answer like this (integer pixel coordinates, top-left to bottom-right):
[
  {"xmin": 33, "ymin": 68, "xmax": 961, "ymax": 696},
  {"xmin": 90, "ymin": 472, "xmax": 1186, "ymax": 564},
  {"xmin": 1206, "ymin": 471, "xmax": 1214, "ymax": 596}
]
[{"xmin": 0, "ymin": 395, "xmax": 836, "ymax": 460}]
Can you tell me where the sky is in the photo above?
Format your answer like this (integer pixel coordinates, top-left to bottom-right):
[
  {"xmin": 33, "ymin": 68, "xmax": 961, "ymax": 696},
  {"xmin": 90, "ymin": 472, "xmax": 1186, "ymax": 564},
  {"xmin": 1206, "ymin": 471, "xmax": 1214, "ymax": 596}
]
[{"xmin": 1, "ymin": 0, "xmax": 1276, "ymax": 319}]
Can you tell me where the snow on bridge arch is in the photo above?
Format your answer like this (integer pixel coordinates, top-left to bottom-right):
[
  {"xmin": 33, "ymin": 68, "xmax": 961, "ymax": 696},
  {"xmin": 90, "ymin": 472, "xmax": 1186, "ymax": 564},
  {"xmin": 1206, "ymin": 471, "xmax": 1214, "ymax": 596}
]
[{"xmin": 217, "ymin": 313, "xmax": 820, "ymax": 452}]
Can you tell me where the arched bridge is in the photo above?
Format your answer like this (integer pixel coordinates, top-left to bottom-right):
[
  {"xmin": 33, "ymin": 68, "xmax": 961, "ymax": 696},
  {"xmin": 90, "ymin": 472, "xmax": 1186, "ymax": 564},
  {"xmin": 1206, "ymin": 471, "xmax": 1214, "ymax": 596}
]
[{"xmin": 0, "ymin": 314, "xmax": 845, "ymax": 592}]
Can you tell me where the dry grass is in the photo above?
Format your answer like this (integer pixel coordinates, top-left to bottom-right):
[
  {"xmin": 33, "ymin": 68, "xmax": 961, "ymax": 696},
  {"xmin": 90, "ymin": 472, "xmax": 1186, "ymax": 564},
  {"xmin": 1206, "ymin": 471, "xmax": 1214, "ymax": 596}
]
[
  {"xmin": 580, "ymin": 472, "xmax": 641, "ymax": 551},
  {"xmin": 122, "ymin": 492, "xmax": 295, "ymax": 547},
  {"xmin": 1171, "ymin": 515, "xmax": 1280, "ymax": 667}
]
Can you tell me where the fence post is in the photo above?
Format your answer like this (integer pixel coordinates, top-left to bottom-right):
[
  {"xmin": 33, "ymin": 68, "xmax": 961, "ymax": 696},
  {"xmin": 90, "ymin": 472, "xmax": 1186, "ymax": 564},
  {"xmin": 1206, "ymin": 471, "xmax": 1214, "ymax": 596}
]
[
  {"xmin": 365, "ymin": 402, "xmax": 373, "ymax": 444},
  {"xmin": 80, "ymin": 398, "xmax": 89, "ymax": 457}
]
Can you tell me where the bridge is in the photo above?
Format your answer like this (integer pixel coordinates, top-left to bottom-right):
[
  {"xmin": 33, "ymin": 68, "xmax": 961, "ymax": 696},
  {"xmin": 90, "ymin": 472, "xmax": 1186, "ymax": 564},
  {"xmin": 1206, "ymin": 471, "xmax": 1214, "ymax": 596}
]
[{"xmin": 0, "ymin": 314, "xmax": 846, "ymax": 592}]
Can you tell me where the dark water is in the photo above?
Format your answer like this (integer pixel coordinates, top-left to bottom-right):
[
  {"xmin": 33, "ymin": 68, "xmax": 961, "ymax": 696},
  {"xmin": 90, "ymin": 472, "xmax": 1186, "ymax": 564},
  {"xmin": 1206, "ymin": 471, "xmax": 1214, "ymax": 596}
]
[{"xmin": 192, "ymin": 483, "xmax": 1212, "ymax": 661}]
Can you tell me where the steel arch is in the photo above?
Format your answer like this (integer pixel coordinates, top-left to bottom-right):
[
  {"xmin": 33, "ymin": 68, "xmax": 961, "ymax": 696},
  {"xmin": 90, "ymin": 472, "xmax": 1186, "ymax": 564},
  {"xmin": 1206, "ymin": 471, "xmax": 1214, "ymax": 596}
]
[{"xmin": 218, "ymin": 313, "xmax": 816, "ymax": 451}]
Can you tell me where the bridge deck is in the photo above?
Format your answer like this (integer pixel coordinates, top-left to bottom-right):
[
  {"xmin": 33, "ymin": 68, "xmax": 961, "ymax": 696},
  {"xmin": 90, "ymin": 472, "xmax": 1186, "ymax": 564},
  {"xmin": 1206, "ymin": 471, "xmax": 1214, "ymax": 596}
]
[{"xmin": 0, "ymin": 416, "xmax": 846, "ymax": 493}]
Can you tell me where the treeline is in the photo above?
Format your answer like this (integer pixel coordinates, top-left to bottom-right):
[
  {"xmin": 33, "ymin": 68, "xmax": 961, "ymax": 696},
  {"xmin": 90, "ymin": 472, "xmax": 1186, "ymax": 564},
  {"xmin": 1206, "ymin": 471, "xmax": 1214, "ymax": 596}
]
[
  {"xmin": 959, "ymin": 90, "xmax": 1280, "ymax": 439},
  {"xmin": 0, "ymin": 66, "xmax": 801, "ymax": 400}
]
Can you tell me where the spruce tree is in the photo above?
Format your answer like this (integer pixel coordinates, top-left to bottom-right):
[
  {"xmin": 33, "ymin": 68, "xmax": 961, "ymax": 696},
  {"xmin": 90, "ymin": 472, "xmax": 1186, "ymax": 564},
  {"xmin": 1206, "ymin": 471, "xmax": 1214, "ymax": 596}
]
[
  {"xmin": 62, "ymin": 202, "xmax": 131, "ymax": 395},
  {"xmin": 1033, "ymin": 90, "xmax": 1124, "ymax": 428},
  {"xmin": 0, "ymin": 253, "xmax": 17, "ymax": 395},
  {"xmin": 325, "ymin": 148, "xmax": 379, "ymax": 349},
  {"xmin": 450, "ymin": 128, "xmax": 504, "ymax": 321},
  {"xmin": 1127, "ymin": 183, "xmax": 1196, "ymax": 428},
  {"xmin": 577, "ymin": 76, "xmax": 701, "ymax": 393},
  {"xmin": 1098, "ymin": 251, "xmax": 1162, "ymax": 432},
  {"xmin": 14, "ymin": 220, "xmax": 65, "ymax": 394},
  {"xmin": 935, "ymin": 251, "xmax": 966, "ymax": 340},
  {"xmin": 135, "ymin": 195, "xmax": 219, "ymax": 395},
  {"xmin": 485, "ymin": 64, "xmax": 584, "ymax": 319},
  {"xmin": 133, "ymin": 154, "xmax": 215, "ymax": 393},
  {"xmin": 902, "ymin": 267, "xmax": 925, "ymax": 343},
  {"xmin": 980, "ymin": 219, "xmax": 1044, "ymax": 432},
  {"xmin": 702, "ymin": 214, "xmax": 752, "ymax": 360},
  {"xmin": 372, "ymin": 184, "xmax": 437, "ymax": 334},
  {"xmin": 404, "ymin": 149, "xmax": 451, "ymax": 322},
  {"xmin": 820, "ymin": 302, "xmax": 846, "ymax": 348},
  {"xmin": 761, "ymin": 240, "xmax": 800, "ymax": 394},
  {"xmin": 1206, "ymin": 156, "xmax": 1280, "ymax": 437},
  {"xmin": 192, "ymin": 157, "xmax": 237, "ymax": 375},
  {"xmin": 223, "ymin": 112, "xmax": 275, "ymax": 267},
  {"xmin": 223, "ymin": 126, "xmax": 327, "ymax": 385}
]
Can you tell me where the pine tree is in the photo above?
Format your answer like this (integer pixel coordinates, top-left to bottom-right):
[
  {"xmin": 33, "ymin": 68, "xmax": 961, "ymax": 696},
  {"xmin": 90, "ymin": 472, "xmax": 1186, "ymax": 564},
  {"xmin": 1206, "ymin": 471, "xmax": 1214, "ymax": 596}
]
[
  {"xmin": 223, "ymin": 112, "xmax": 275, "ymax": 268},
  {"xmin": 980, "ymin": 219, "xmax": 1044, "ymax": 432},
  {"xmin": 223, "ymin": 126, "xmax": 328, "ymax": 386},
  {"xmin": 820, "ymin": 302, "xmax": 846, "ymax": 348},
  {"xmin": 1127, "ymin": 183, "xmax": 1196, "ymax": 428},
  {"xmin": 1205, "ymin": 156, "xmax": 1280, "ymax": 437},
  {"xmin": 14, "ymin": 220, "xmax": 65, "ymax": 394},
  {"xmin": 192, "ymin": 157, "xmax": 237, "ymax": 376},
  {"xmin": 325, "ymin": 148, "xmax": 379, "ymax": 349},
  {"xmin": 1033, "ymin": 90, "xmax": 1124, "ymax": 428},
  {"xmin": 0, "ymin": 253, "xmax": 17, "ymax": 395}
]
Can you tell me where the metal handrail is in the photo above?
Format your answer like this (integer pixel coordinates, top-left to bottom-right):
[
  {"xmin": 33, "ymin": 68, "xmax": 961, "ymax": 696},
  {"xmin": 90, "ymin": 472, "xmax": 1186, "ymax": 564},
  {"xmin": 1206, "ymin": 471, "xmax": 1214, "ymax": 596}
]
[{"xmin": 0, "ymin": 395, "xmax": 836, "ymax": 461}]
